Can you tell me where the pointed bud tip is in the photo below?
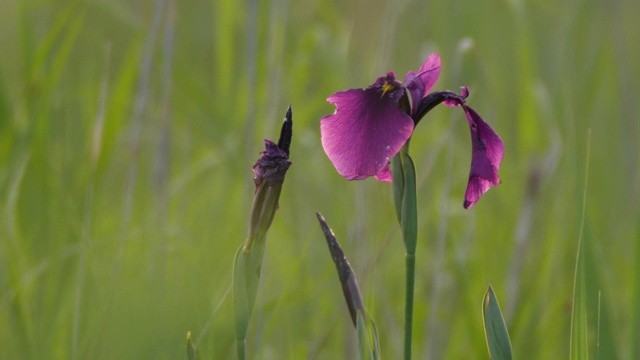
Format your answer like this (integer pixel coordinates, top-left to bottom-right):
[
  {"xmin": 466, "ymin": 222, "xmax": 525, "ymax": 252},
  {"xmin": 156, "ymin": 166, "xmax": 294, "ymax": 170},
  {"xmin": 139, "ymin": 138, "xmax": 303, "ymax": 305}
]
[
  {"xmin": 278, "ymin": 105, "xmax": 293, "ymax": 156},
  {"xmin": 463, "ymin": 200, "xmax": 473, "ymax": 209}
]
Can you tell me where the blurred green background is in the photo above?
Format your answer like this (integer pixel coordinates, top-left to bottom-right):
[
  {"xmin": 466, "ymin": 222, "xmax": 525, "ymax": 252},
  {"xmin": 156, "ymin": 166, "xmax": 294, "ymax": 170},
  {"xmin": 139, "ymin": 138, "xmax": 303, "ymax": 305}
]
[{"xmin": 1, "ymin": 0, "xmax": 638, "ymax": 359}]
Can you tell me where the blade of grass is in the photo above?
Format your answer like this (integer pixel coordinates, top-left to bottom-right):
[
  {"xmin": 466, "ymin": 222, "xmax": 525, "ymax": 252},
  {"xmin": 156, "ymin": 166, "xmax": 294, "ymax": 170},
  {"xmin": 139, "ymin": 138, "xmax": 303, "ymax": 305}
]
[
  {"xmin": 356, "ymin": 311, "xmax": 374, "ymax": 360},
  {"xmin": 632, "ymin": 218, "xmax": 640, "ymax": 360},
  {"xmin": 596, "ymin": 290, "xmax": 601, "ymax": 360},
  {"xmin": 569, "ymin": 129, "xmax": 591, "ymax": 360},
  {"xmin": 122, "ymin": 0, "xmax": 168, "ymax": 229},
  {"xmin": 370, "ymin": 315, "xmax": 381, "ymax": 360},
  {"xmin": 2, "ymin": 152, "xmax": 32, "ymax": 359},
  {"xmin": 186, "ymin": 331, "xmax": 197, "ymax": 360},
  {"xmin": 72, "ymin": 41, "xmax": 111, "ymax": 360}
]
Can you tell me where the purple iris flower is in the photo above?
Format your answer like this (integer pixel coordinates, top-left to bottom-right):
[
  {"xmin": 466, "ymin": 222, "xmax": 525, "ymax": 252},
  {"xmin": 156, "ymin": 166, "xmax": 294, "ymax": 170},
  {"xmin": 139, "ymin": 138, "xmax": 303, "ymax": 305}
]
[{"xmin": 320, "ymin": 54, "xmax": 504, "ymax": 209}]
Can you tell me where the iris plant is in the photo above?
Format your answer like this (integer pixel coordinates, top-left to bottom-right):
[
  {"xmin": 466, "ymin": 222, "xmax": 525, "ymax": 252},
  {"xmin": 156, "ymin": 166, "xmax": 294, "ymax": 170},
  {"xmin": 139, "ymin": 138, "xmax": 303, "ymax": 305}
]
[
  {"xmin": 321, "ymin": 53, "xmax": 503, "ymax": 209},
  {"xmin": 233, "ymin": 107, "xmax": 292, "ymax": 360},
  {"xmin": 320, "ymin": 54, "xmax": 503, "ymax": 359}
]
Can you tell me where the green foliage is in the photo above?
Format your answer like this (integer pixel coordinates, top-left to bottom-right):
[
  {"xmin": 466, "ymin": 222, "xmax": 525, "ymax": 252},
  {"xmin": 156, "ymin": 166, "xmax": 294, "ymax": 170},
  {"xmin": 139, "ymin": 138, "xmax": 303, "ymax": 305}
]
[
  {"xmin": 394, "ymin": 141, "xmax": 418, "ymax": 254},
  {"xmin": 483, "ymin": 285, "xmax": 513, "ymax": 360},
  {"xmin": 355, "ymin": 311, "xmax": 381, "ymax": 360},
  {"xmin": 233, "ymin": 243, "xmax": 265, "ymax": 359},
  {"xmin": 570, "ymin": 131, "xmax": 591, "ymax": 360},
  {"xmin": 0, "ymin": 0, "xmax": 638, "ymax": 359},
  {"xmin": 356, "ymin": 311, "xmax": 374, "ymax": 360},
  {"xmin": 186, "ymin": 331, "xmax": 197, "ymax": 360}
]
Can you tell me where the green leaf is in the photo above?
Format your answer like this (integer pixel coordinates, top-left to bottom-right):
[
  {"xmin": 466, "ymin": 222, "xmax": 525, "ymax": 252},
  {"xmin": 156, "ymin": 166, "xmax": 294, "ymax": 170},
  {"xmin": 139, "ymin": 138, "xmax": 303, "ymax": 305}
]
[
  {"xmin": 356, "ymin": 311, "xmax": 374, "ymax": 360},
  {"xmin": 233, "ymin": 246, "xmax": 250, "ymax": 344},
  {"xmin": 482, "ymin": 285, "xmax": 513, "ymax": 360},
  {"xmin": 233, "ymin": 240, "xmax": 267, "ymax": 360},
  {"xmin": 570, "ymin": 239, "xmax": 589, "ymax": 360},
  {"xmin": 186, "ymin": 331, "xmax": 197, "ymax": 360},
  {"xmin": 391, "ymin": 152, "xmax": 404, "ymax": 225},
  {"xmin": 391, "ymin": 140, "xmax": 418, "ymax": 254},
  {"xmin": 399, "ymin": 149, "xmax": 417, "ymax": 254},
  {"xmin": 369, "ymin": 315, "xmax": 381, "ymax": 360},
  {"xmin": 631, "ymin": 220, "xmax": 640, "ymax": 359}
]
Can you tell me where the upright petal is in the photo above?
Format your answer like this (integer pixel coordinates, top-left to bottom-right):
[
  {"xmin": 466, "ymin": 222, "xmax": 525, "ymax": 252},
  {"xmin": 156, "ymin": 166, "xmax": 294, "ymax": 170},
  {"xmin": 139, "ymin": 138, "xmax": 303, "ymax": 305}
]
[
  {"xmin": 462, "ymin": 105, "xmax": 504, "ymax": 209},
  {"xmin": 415, "ymin": 53, "xmax": 441, "ymax": 94},
  {"xmin": 321, "ymin": 79, "xmax": 414, "ymax": 182},
  {"xmin": 404, "ymin": 53, "xmax": 441, "ymax": 110}
]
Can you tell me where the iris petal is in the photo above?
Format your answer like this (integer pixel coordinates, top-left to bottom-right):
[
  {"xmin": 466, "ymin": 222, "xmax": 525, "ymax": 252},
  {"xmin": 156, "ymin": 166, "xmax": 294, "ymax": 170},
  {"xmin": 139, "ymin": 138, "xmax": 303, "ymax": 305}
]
[
  {"xmin": 321, "ymin": 86, "xmax": 414, "ymax": 182},
  {"xmin": 415, "ymin": 54, "xmax": 441, "ymax": 94},
  {"xmin": 462, "ymin": 105, "xmax": 504, "ymax": 209},
  {"xmin": 405, "ymin": 54, "xmax": 441, "ymax": 111}
]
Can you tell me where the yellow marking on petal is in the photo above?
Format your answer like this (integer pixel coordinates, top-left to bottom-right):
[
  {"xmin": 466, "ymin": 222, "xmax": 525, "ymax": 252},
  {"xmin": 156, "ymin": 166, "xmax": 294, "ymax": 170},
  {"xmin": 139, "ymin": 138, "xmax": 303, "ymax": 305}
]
[{"xmin": 381, "ymin": 83, "xmax": 396, "ymax": 99}]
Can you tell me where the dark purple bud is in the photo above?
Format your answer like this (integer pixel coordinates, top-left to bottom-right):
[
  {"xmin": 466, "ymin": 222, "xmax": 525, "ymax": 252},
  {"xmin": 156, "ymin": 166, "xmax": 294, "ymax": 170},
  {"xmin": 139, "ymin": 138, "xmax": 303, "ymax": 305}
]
[
  {"xmin": 253, "ymin": 106, "xmax": 293, "ymax": 191},
  {"xmin": 277, "ymin": 105, "xmax": 293, "ymax": 157}
]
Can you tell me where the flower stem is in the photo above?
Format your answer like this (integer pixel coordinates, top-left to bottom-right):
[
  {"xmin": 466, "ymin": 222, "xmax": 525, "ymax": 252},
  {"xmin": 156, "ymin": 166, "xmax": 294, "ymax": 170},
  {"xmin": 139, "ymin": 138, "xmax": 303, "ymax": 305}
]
[
  {"xmin": 392, "ymin": 140, "xmax": 418, "ymax": 360},
  {"xmin": 236, "ymin": 339, "xmax": 246, "ymax": 360},
  {"xmin": 404, "ymin": 252, "xmax": 416, "ymax": 360}
]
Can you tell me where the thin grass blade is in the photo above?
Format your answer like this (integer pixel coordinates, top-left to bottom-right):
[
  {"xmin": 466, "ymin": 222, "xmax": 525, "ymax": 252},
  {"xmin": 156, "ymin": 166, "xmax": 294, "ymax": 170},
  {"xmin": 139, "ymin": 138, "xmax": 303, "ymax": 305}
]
[
  {"xmin": 570, "ymin": 130, "xmax": 591, "ymax": 360},
  {"xmin": 570, "ymin": 228, "xmax": 589, "ymax": 360},
  {"xmin": 186, "ymin": 331, "xmax": 197, "ymax": 360},
  {"xmin": 369, "ymin": 315, "xmax": 381, "ymax": 360},
  {"xmin": 356, "ymin": 311, "xmax": 374, "ymax": 360}
]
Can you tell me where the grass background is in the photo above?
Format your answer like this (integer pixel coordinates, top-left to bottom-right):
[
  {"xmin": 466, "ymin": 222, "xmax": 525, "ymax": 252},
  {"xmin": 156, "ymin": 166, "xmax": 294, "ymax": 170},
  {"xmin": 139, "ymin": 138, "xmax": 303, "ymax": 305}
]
[{"xmin": 0, "ymin": 0, "xmax": 638, "ymax": 359}]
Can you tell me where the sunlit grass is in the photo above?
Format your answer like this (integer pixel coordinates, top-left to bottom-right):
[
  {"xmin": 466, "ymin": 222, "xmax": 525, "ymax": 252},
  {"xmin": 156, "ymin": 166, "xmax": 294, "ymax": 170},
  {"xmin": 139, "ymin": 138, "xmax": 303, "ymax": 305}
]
[{"xmin": 0, "ymin": 0, "xmax": 638, "ymax": 359}]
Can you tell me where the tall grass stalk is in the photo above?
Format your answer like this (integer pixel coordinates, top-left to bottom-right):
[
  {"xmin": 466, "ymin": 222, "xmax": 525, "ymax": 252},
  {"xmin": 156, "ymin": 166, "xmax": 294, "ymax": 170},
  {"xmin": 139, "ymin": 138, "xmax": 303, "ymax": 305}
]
[
  {"xmin": 122, "ymin": 0, "xmax": 168, "ymax": 230},
  {"xmin": 71, "ymin": 43, "xmax": 111, "ymax": 360},
  {"xmin": 569, "ymin": 129, "xmax": 591, "ymax": 360}
]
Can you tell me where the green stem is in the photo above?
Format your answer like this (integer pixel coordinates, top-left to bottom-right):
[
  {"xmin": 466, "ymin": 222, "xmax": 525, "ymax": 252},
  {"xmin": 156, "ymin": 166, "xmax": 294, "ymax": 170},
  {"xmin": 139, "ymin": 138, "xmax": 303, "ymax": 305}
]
[
  {"xmin": 404, "ymin": 252, "xmax": 416, "ymax": 360},
  {"xmin": 392, "ymin": 141, "xmax": 418, "ymax": 360},
  {"xmin": 236, "ymin": 339, "xmax": 246, "ymax": 360}
]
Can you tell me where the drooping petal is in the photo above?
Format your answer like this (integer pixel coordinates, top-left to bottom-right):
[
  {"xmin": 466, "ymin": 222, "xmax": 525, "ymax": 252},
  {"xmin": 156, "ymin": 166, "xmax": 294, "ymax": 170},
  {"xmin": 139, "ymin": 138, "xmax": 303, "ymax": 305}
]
[
  {"xmin": 443, "ymin": 86, "xmax": 469, "ymax": 107},
  {"xmin": 321, "ymin": 77, "xmax": 414, "ymax": 182},
  {"xmin": 414, "ymin": 90, "xmax": 467, "ymax": 124},
  {"xmin": 462, "ymin": 105, "xmax": 504, "ymax": 209},
  {"xmin": 404, "ymin": 53, "xmax": 441, "ymax": 111}
]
